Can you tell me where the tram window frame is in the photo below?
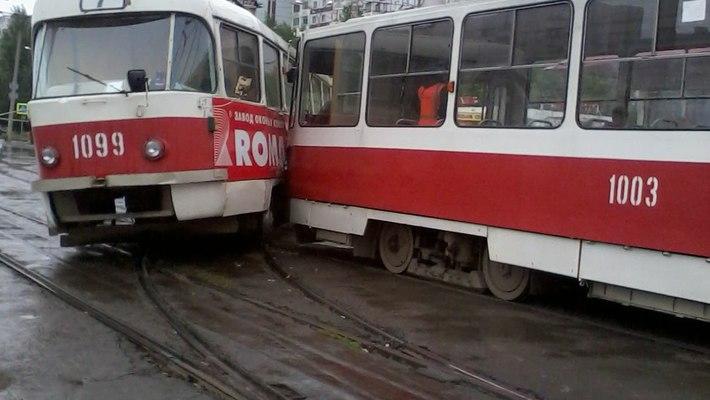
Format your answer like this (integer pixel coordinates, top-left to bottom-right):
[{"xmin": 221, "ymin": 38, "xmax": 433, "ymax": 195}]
[
  {"xmin": 455, "ymin": 2, "xmax": 573, "ymax": 130},
  {"xmin": 366, "ymin": 18, "xmax": 455, "ymax": 128},
  {"xmin": 263, "ymin": 40, "xmax": 284, "ymax": 110},
  {"xmin": 298, "ymin": 31, "xmax": 367, "ymax": 128},
  {"xmin": 220, "ymin": 24, "xmax": 262, "ymax": 103},
  {"xmin": 577, "ymin": 0, "xmax": 710, "ymax": 131},
  {"xmin": 170, "ymin": 14, "xmax": 218, "ymax": 94},
  {"xmin": 284, "ymin": 53, "xmax": 296, "ymax": 113}
]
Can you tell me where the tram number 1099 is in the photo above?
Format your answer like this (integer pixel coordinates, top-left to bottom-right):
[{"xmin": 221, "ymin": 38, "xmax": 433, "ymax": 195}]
[
  {"xmin": 72, "ymin": 132, "xmax": 125, "ymax": 159},
  {"xmin": 608, "ymin": 175, "xmax": 659, "ymax": 208}
]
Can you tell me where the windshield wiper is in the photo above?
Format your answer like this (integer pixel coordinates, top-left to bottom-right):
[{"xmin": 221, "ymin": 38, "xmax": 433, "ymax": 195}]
[{"xmin": 67, "ymin": 67, "xmax": 129, "ymax": 97}]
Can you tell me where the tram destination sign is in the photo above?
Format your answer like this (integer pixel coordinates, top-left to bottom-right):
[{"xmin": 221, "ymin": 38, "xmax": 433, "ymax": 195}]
[{"xmin": 80, "ymin": 0, "xmax": 128, "ymax": 11}]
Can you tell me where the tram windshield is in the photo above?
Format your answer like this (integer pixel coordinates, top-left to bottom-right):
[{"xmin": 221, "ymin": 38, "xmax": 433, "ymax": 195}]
[{"xmin": 35, "ymin": 14, "xmax": 216, "ymax": 98}]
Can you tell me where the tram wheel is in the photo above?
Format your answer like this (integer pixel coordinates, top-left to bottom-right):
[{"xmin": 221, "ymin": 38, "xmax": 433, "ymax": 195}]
[
  {"xmin": 378, "ymin": 223, "xmax": 414, "ymax": 274},
  {"xmin": 482, "ymin": 248, "xmax": 530, "ymax": 301}
]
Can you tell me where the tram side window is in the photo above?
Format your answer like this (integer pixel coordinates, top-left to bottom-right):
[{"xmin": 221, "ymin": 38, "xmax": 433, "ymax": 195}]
[
  {"xmin": 367, "ymin": 20, "xmax": 453, "ymax": 127},
  {"xmin": 579, "ymin": 0, "xmax": 710, "ymax": 130},
  {"xmin": 171, "ymin": 16, "xmax": 216, "ymax": 93},
  {"xmin": 263, "ymin": 42, "xmax": 283, "ymax": 109},
  {"xmin": 221, "ymin": 26, "xmax": 260, "ymax": 102},
  {"xmin": 456, "ymin": 4, "xmax": 571, "ymax": 128},
  {"xmin": 299, "ymin": 32, "xmax": 366, "ymax": 127}
]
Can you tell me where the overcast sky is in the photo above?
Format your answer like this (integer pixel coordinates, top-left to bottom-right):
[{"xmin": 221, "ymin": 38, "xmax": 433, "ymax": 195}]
[{"xmin": 0, "ymin": 0, "xmax": 35, "ymax": 14}]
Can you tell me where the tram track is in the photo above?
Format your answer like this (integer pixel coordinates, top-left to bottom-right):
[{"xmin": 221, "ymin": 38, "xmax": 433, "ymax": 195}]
[
  {"xmin": 0, "ymin": 209, "xmax": 436, "ymax": 399},
  {"xmin": 159, "ymin": 267, "xmax": 428, "ymax": 369},
  {"xmin": 0, "ymin": 203, "xmax": 46, "ymax": 226},
  {"xmin": 138, "ymin": 256, "xmax": 294, "ymax": 400},
  {"xmin": 0, "ymin": 180, "xmax": 708, "ymax": 399},
  {"xmin": 3, "ymin": 201, "xmax": 710, "ymax": 360},
  {"xmin": 0, "ymin": 250, "xmax": 248, "ymax": 400},
  {"xmin": 292, "ymin": 243, "xmax": 710, "ymax": 358},
  {"xmin": 0, "ymin": 229, "xmax": 294, "ymax": 400},
  {"xmin": 262, "ymin": 245, "xmax": 539, "ymax": 400},
  {"xmin": 148, "ymin": 257, "xmax": 451, "ymax": 400}
]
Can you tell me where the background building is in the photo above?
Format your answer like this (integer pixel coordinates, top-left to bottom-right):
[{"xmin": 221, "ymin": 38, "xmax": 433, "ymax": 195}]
[
  {"xmin": 256, "ymin": 0, "xmax": 294, "ymax": 25},
  {"xmin": 292, "ymin": 0, "xmax": 420, "ymax": 33},
  {"xmin": 0, "ymin": 15, "xmax": 10, "ymax": 32},
  {"xmin": 226, "ymin": 0, "xmax": 260, "ymax": 14}
]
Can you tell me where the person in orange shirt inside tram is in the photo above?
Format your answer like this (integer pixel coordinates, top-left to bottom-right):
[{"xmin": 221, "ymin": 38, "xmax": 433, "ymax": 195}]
[{"xmin": 417, "ymin": 81, "xmax": 448, "ymax": 127}]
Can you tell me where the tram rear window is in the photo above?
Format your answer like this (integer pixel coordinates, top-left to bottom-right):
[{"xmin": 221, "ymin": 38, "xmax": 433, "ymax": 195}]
[
  {"xmin": 579, "ymin": 0, "xmax": 710, "ymax": 130},
  {"xmin": 34, "ymin": 14, "xmax": 216, "ymax": 98},
  {"xmin": 299, "ymin": 32, "xmax": 366, "ymax": 127}
]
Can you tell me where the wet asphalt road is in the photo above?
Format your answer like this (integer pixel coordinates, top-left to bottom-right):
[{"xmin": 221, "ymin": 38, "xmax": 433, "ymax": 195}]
[{"xmin": 0, "ymin": 142, "xmax": 709, "ymax": 400}]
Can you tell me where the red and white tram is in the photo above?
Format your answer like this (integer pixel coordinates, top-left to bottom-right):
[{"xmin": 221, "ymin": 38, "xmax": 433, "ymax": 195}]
[
  {"xmin": 29, "ymin": 0, "xmax": 291, "ymax": 245},
  {"xmin": 288, "ymin": 0, "xmax": 710, "ymax": 320}
]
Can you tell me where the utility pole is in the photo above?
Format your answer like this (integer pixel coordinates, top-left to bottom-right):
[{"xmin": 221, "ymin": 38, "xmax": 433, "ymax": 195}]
[
  {"xmin": 7, "ymin": 31, "xmax": 21, "ymax": 142},
  {"xmin": 266, "ymin": 0, "xmax": 276, "ymax": 24}
]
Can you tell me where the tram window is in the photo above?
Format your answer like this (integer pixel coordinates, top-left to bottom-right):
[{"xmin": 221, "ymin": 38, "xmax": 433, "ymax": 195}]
[
  {"xmin": 36, "ymin": 15, "xmax": 171, "ymax": 98},
  {"xmin": 221, "ymin": 26, "xmax": 260, "ymax": 102},
  {"xmin": 456, "ymin": 4, "xmax": 571, "ymax": 129},
  {"xmin": 514, "ymin": 5, "xmax": 571, "ymax": 65},
  {"xmin": 263, "ymin": 43, "xmax": 283, "ymax": 109},
  {"xmin": 170, "ymin": 16, "xmax": 216, "ymax": 93},
  {"xmin": 410, "ymin": 22, "xmax": 452, "ymax": 72},
  {"xmin": 370, "ymin": 26, "xmax": 409, "ymax": 76},
  {"xmin": 579, "ymin": 0, "xmax": 710, "ymax": 130},
  {"xmin": 629, "ymin": 58, "xmax": 683, "ymax": 99},
  {"xmin": 657, "ymin": 0, "xmax": 710, "ymax": 51},
  {"xmin": 685, "ymin": 57, "xmax": 710, "ymax": 97},
  {"xmin": 299, "ymin": 32, "xmax": 366, "ymax": 127},
  {"xmin": 460, "ymin": 12, "xmax": 513, "ymax": 69},
  {"xmin": 584, "ymin": 0, "xmax": 655, "ymax": 58},
  {"xmin": 367, "ymin": 20, "xmax": 453, "ymax": 127}
]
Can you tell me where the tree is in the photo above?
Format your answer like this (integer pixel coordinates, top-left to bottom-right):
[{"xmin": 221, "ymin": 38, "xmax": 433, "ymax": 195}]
[
  {"xmin": 0, "ymin": 7, "xmax": 31, "ymax": 126},
  {"xmin": 271, "ymin": 22, "xmax": 296, "ymax": 44}
]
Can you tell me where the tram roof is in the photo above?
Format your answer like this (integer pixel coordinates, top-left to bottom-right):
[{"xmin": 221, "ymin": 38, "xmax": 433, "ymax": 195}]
[
  {"xmin": 302, "ymin": 0, "xmax": 581, "ymax": 38},
  {"xmin": 32, "ymin": 0, "xmax": 288, "ymax": 51}
]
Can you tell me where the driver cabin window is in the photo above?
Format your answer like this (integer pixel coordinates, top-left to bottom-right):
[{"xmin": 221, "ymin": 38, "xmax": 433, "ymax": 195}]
[
  {"xmin": 221, "ymin": 26, "xmax": 260, "ymax": 102},
  {"xmin": 579, "ymin": 0, "xmax": 710, "ymax": 130},
  {"xmin": 456, "ymin": 3, "xmax": 572, "ymax": 128},
  {"xmin": 299, "ymin": 32, "xmax": 366, "ymax": 127}
]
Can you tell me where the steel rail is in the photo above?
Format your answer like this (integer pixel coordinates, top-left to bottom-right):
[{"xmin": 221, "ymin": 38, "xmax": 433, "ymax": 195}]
[
  {"xmin": 160, "ymin": 267, "xmax": 428, "ymax": 369},
  {"xmin": 0, "ymin": 204, "xmax": 46, "ymax": 226},
  {"xmin": 138, "ymin": 256, "xmax": 292, "ymax": 400},
  {"xmin": 307, "ymin": 244, "xmax": 710, "ymax": 357},
  {"xmin": 0, "ymin": 250, "xmax": 247, "ymax": 400},
  {"xmin": 263, "ymin": 245, "xmax": 540, "ymax": 400}
]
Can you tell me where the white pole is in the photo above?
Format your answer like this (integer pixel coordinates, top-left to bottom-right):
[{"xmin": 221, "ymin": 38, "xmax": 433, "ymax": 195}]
[{"xmin": 7, "ymin": 31, "xmax": 22, "ymax": 142}]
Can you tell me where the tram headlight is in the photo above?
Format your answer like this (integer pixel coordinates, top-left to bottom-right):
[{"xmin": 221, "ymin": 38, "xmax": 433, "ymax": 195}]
[
  {"xmin": 143, "ymin": 139, "xmax": 164, "ymax": 160},
  {"xmin": 40, "ymin": 147, "xmax": 59, "ymax": 167}
]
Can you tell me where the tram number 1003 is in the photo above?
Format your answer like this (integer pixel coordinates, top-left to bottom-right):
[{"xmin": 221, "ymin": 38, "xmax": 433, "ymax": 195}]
[
  {"xmin": 608, "ymin": 175, "xmax": 659, "ymax": 207},
  {"xmin": 72, "ymin": 132, "xmax": 125, "ymax": 159}
]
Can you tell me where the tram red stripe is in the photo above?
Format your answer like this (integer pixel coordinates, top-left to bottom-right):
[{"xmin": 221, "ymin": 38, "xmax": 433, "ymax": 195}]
[
  {"xmin": 288, "ymin": 146, "xmax": 710, "ymax": 258},
  {"xmin": 33, "ymin": 117, "xmax": 214, "ymax": 180}
]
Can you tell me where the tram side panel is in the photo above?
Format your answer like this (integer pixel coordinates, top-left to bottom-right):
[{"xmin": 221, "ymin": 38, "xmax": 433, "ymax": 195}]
[
  {"xmin": 289, "ymin": 147, "xmax": 710, "ymax": 259},
  {"xmin": 210, "ymin": 98, "xmax": 287, "ymax": 217}
]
